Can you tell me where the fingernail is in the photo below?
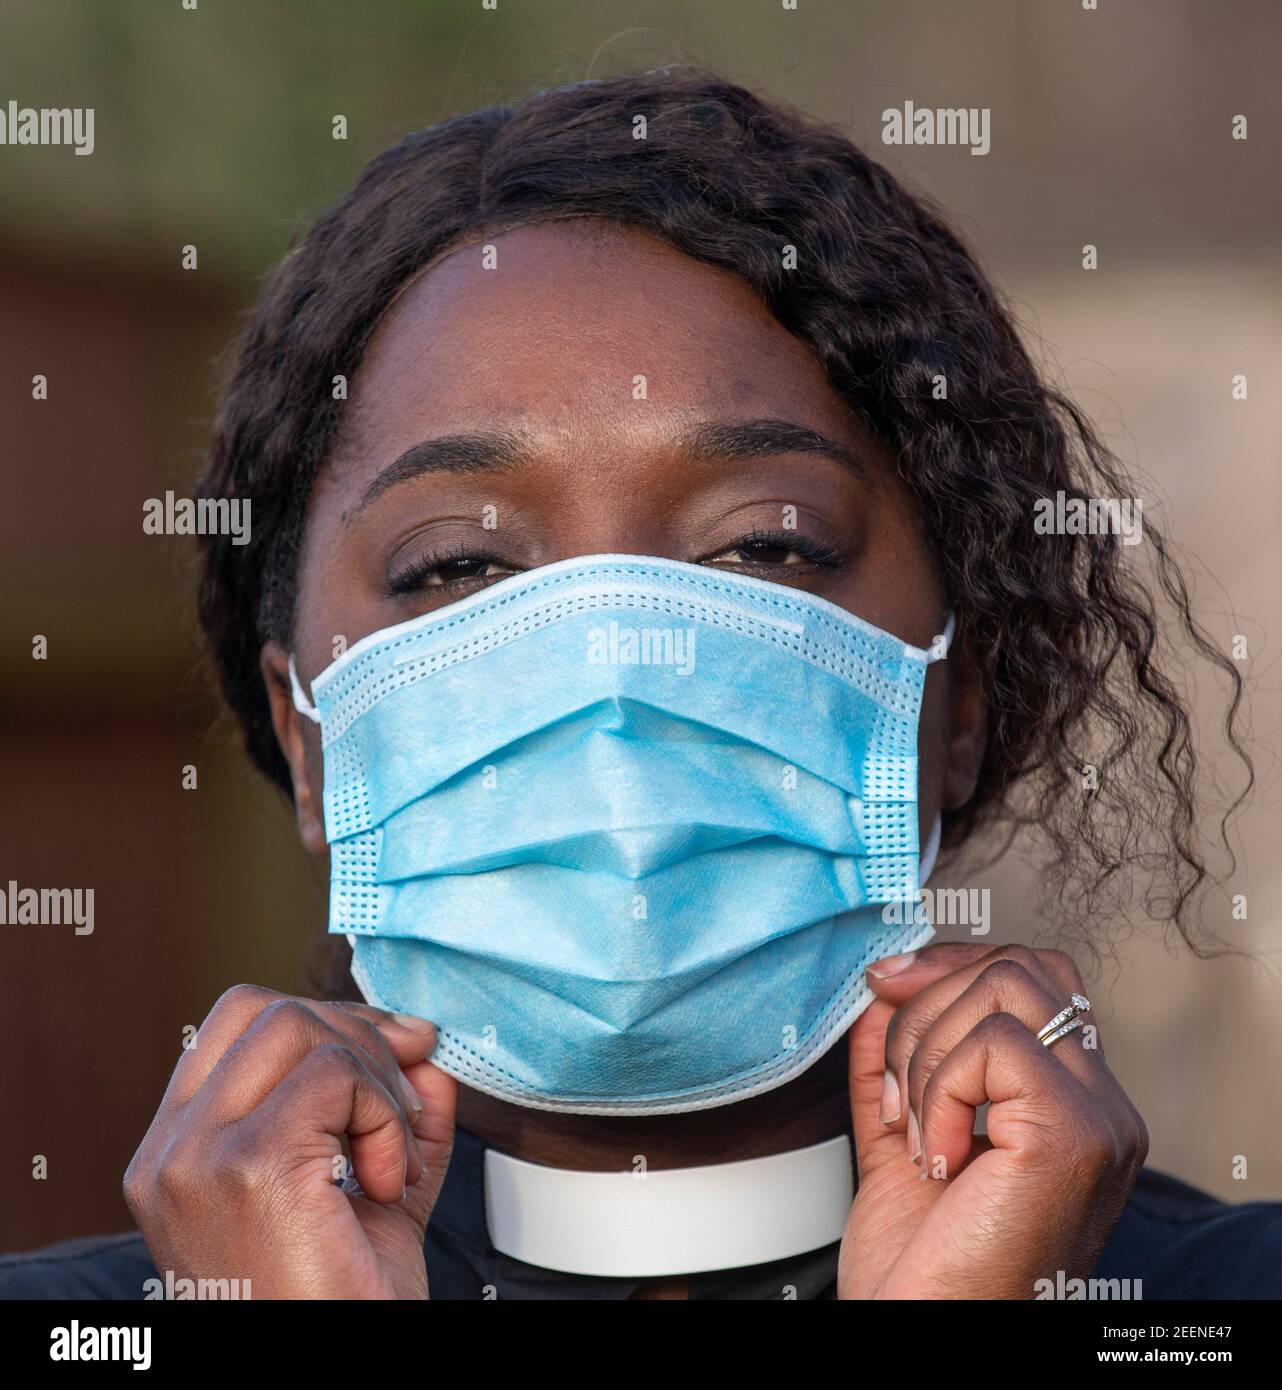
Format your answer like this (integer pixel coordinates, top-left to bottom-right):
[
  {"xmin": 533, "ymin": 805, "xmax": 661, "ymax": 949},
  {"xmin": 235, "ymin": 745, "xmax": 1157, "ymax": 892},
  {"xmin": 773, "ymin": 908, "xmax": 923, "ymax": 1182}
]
[
  {"xmin": 879, "ymin": 1069, "xmax": 901, "ymax": 1124},
  {"xmin": 392, "ymin": 1012, "xmax": 435, "ymax": 1034},
  {"xmin": 398, "ymin": 1072, "xmax": 424, "ymax": 1113},
  {"xmin": 392, "ymin": 1013, "xmax": 437, "ymax": 1057},
  {"xmin": 906, "ymin": 1108, "xmax": 922, "ymax": 1163},
  {"xmin": 868, "ymin": 951, "xmax": 917, "ymax": 979}
]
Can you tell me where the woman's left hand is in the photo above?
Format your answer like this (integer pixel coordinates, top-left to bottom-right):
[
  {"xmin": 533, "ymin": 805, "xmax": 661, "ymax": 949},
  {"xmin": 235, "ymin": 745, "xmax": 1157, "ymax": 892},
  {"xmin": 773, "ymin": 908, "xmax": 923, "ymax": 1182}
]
[{"xmin": 840, "ymin": 943, "xmax": 1148, "ymax": 1299}]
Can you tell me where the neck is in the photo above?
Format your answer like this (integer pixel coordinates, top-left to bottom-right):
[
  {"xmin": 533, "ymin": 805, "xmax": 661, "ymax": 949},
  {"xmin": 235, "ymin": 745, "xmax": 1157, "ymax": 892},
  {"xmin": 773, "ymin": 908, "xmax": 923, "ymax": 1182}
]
[{"xmin": 455, "ymin": 1039, "xmax": 851, "ymax": 1170}]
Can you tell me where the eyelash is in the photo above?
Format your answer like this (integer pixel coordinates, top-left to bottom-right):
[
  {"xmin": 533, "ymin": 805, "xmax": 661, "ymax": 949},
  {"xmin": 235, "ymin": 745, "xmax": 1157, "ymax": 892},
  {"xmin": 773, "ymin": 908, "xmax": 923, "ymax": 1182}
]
[
  {"xmin": 386, "ymin": 545, "xmax": 509, "ymax": 597},
  {"xmin": 385, "ymin": 529, "xmax": 843, "ymax": 597},
  {"xmin": 717, "ymin": 528, "xmax": 844, "ymax": 574}
]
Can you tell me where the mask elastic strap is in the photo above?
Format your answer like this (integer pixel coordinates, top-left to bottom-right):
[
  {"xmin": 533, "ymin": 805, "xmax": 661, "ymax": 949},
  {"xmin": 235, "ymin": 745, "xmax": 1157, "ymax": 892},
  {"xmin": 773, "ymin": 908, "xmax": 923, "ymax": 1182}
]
[
  {"xmin": 289, "ymin": 655, "xmax": 322, "ymax": 725},
  {"xmin": 919, "ymin": 811, "xmax": 943, "ymax": 885},
  {"xmin": 926, "ymin": 611, "xmax": 956, "ymax": 664},
  {"xmin": 916, "ymin": 615, "xmax": 953, "ymax": 885}
]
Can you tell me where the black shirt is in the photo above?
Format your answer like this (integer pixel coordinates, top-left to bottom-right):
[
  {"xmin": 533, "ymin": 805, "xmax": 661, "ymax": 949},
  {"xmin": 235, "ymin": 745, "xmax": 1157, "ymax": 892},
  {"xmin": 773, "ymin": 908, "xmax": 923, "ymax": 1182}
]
[{"xmin": 4, "ymin": 1126, "xmax": 1281, "ymax": 1299}]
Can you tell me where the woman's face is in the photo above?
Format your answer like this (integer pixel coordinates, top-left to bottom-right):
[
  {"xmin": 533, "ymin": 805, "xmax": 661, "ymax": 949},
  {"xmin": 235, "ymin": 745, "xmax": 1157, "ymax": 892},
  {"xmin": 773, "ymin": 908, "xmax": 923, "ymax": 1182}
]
[{"xmin": 265, "ymin": 219, "xmax": 984, "ymax": 864}]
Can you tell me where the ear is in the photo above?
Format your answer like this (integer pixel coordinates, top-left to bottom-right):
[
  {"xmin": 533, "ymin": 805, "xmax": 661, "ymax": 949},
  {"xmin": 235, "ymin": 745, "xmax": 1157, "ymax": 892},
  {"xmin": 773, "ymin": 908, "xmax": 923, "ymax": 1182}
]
[
  {"xmin": 941, "ymin": 630, "xmax": 987, "ymax": 812},
  {"xmin": 260, "ymin": 639, "xmax": 328, "ymax": 855}
]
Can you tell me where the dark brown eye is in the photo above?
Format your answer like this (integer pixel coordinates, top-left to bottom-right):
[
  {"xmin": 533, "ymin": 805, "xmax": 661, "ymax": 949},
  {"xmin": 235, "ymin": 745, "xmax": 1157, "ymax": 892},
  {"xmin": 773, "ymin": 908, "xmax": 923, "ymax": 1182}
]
[
  {"xmin": 707, "ymin": 539, "xmax": 809, "ymax": 568},
  {"xmin": 733, "ymin": 541, "xmax": 800, "ymax": 565},
  {"xmin": 433, "ymin": 557, "xmax": 498, "ymax": 583},
  {"xmin": 386, "ymin": 551, "xmax": 515, "ymax": 596},
  {"xmin": 702, "ymin": 530, "xmax": 845, "ymax": 576}
]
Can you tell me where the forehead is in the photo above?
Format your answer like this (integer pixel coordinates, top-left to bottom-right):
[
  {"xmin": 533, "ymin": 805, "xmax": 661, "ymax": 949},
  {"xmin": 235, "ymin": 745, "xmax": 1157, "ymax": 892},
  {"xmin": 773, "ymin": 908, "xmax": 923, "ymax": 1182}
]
[{"xmin": 326, "ymin": 219, "xmax": 865, "ymax": 485}]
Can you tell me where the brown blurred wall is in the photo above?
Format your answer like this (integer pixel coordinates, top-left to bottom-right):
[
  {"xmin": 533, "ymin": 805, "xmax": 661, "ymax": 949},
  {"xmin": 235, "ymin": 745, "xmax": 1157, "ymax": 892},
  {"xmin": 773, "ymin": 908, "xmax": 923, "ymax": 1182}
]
[{"xmin": 0, "ymin": 248, "xmax": 324, "ymax": 1249}]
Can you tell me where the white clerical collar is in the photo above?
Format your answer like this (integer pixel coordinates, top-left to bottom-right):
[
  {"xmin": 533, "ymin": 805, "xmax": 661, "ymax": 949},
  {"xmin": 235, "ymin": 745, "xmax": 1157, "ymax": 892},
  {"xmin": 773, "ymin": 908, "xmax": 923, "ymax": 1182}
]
[{"xmin": 483, "ymin": 1134, "xmax": 853, "ymax": 1278}]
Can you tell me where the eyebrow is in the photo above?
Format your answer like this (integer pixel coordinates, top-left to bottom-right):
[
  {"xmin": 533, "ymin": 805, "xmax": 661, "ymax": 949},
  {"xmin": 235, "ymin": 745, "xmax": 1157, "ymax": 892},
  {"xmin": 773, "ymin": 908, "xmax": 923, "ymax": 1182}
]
[
  {"xmin": 680, "ymin": 419, "xmax": 864, "ymax": 474},
  {"xmin": 355, "ymin": 430, "xmax": 533, "ymax": 513},
  {"xmin": 353, "ymin": 417, "xmax": 864, "ymax": 516}
]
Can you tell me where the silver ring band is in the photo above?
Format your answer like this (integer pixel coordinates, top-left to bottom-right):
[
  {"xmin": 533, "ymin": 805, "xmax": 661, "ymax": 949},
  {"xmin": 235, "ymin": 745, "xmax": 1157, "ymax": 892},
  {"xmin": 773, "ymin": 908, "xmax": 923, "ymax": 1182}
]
[
  {"xmin": 1038, "ymin": 992, "xmax": 1091, "ymax": 1047},
  {"xmin": 1040, "ymin": 1016, "xmax": 1085, "ymax": 1048}
]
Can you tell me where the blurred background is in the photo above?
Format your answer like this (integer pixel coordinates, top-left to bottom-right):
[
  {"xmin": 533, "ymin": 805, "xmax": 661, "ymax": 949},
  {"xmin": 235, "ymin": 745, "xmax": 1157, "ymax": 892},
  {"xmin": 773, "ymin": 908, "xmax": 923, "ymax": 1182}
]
[{"xmin": 1, "ymin": 0, "xmax": 1279, "ymax": 1253}]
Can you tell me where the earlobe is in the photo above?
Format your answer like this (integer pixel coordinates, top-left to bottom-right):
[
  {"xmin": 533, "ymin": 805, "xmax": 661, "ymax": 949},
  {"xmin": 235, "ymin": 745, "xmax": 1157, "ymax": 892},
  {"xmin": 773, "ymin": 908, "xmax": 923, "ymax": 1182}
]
[
  {"xmin": 260, "ymin": 641, "xmax": 328, "ymax": 855},
  {"xmin": 942, "ymin": 637, "xmax": 988, "ymax": 812}
]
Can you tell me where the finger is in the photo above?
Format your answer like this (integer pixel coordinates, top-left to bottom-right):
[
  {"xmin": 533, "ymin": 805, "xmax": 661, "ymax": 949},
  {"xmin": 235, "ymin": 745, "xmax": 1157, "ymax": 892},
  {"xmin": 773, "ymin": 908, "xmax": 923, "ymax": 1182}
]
[
  {"xmin": 161, "ymin": 983, "xmax": 285, "ymax": 1108},
  {"xmin": 253, "ymin": 1041, "xmax": 416, "ymax": 1204},
  {"xmin": 309, "ymin": 1001, "xmax": 438, "ymax": 1114},
  {"xmin": 303, "ymin": 1006, "xmax": 435, "ymax": 1195},
  {"xmin": 164, "ymin": 986, "xmax": 438, "ymax": 1109},
  {"xmin": 867, "ymin": 942, "xmax": 1085, "ymax": 1008},
  {"xmin": 916, "ymin": 1012, "xmax": 1111, "ymax": 1186},
  {"xmin": 879, "ymin": 945, "xmax": 1092, "ymax": 1136},
  {"xmin": 848, "ymin": 1002, "xmax": 906, "ymax": 1174},
  {"xmin": 397, "ymin": 1060, "xmax": 459, "ymax": 1228},
  {"xmin": 904, "ymin": 959, "xmax": 1105, "ymax": 1137},
  {"xmin": 323, "ymin": 1000, "xmax": 439, "ymax": 1068},
  {"xmin": 183, "ymin": 999, "xmax": 425, "ymax": 1190}
]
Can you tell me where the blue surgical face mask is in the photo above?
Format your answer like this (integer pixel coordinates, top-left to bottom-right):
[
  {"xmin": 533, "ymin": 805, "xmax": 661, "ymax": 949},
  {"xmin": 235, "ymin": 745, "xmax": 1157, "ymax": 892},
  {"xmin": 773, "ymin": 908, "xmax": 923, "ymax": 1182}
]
[{"xmin": 290, "ymin": 554, "xmax": 952, "ymax": 1116}]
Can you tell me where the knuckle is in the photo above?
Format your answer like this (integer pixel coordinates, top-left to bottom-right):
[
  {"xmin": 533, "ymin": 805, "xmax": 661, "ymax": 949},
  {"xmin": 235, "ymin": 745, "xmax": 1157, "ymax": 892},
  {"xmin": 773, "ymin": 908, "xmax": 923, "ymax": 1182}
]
[
  {"xmin": 209, "ymin": 1129, "xmax": 270, "ymax": 1198},
  {"xmin": 883, "ymin": 1003, "xmax": 921, "ymax": 1063},
  {"xmin": 883, "ymin": 1006, "xmax": 905, "ymax": 1058},
  {"xmin": 992, "ymin": 943, "xmax": 1040, "ymax": 973},
  {"xmin": 975, "ymin": 1009, "xmax": 1027, "ymax": 1044},
  {"xmin": 151, "ymin": 1142, "xmax": 202, "ymax": 1204},
  {"xmin": 212, "ymin": 982, "xmax": 275, "ymax": 1022},
  {"xmin": 919, "ymin": 1068, "xmax": 944, "ymax": 1120},
  {"xmin": 924, "ymin": 943, "xmax": 986, "ymax": 965},
  {"xmin": 308, "ymin": 1039, "xmax": 363, "ymax": 1081},
  {"xmin": 342, "ymin": 1012, "xmax": 391, "ymax": 1061},
  {"xmin": 978, "ymin": 957, "xmax": 1034, "ymax": 995},
  {"xmin": 259, "ymin": 997, "xmax": 321, "ymax": 1039},
  {"xmin": 1124, "ymin": 1104, "xmax": 1151, "ymax": 1166},
  {"xmin": 905, "ymin": 1039, "xmax": 942, "ymax": 1097},
  {"xmin": 121, "ymin": 1155, "xmax": 150, "ymax": 1214}
]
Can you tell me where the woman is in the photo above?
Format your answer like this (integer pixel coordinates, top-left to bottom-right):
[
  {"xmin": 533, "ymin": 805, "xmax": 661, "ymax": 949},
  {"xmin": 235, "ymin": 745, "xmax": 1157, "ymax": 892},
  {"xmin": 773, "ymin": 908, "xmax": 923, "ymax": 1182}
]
[{"xmin": 4, "ymin": 68, "xmax": 1275, "ymax": 1301}]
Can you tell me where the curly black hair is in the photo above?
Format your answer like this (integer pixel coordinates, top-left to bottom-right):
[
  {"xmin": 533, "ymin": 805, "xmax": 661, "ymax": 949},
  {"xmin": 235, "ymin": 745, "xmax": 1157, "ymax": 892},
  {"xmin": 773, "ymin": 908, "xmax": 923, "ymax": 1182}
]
[{"xmin": 196, "ymin": 67, "xmax": 1252, "ymax": 963}]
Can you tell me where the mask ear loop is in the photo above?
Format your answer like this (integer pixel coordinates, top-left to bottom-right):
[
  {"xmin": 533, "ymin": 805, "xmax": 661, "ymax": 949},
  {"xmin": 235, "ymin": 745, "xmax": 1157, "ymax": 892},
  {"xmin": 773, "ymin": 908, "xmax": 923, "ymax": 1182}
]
[
  {"xmin": 917, "ymin": 612, "xmax": 954, "ymax": 886},
  {"xmin": 288, "ymin": 655, "xmax": 322, "ymax": 724},
  {"xmin": 918, "ymin": 812, "xmax": 943, "ymax": 885}
]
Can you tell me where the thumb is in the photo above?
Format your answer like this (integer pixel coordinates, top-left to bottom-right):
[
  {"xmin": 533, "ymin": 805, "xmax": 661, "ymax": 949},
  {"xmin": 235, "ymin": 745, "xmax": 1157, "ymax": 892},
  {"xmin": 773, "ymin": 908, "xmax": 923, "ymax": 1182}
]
[
  {"xmin": 848, "ymin": 999, "xmax": 903, "ymax": 1175},
  {"xmin": 398, "ymin": 1059, "xmax": 458, "ymax": 1231}
]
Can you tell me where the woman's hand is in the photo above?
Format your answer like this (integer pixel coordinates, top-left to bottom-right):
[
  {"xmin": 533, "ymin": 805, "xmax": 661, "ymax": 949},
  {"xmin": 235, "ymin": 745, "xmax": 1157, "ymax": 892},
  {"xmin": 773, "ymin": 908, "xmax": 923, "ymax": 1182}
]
[
  {"xmin": 123, "ymin": 985, "xmax": 456, "ymax": 1299},
  {"xmin": 840, "ymin": 943, "xmax": 1147, "ymax": 1299}
]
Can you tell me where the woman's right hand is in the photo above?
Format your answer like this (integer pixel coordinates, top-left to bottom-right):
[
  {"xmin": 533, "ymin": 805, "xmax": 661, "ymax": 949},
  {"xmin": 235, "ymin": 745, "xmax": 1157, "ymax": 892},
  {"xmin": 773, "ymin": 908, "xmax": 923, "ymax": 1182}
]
[{"xmin": 123, "ymin": 985, "xmax": 457, "ymax": 1299}]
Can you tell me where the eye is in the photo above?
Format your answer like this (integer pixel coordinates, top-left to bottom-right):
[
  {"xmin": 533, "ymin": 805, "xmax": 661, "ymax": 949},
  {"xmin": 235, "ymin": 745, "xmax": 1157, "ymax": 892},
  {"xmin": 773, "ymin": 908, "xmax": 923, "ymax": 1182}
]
[
  {"xmin": 703, "ymin": 529, "xmax": 843, "ymax": 573},
  {"xmin": 421, "ymin": 556, "xmax": 508, "ymax": 586},
  {"xmin": 386, "ymin": 549, "xmax": 516, "ymax": 596},
  {"xmin": 710, "ymin": 539, "xmax": 809, "ymax": 567}
]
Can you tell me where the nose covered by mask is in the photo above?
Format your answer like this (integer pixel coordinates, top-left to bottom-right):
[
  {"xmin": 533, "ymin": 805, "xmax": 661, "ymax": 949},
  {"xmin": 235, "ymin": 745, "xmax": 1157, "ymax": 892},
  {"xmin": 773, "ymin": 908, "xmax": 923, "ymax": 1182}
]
[{"xmin": 290, "ymin": 554, "xmax": 952, "ymax": 1115}]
